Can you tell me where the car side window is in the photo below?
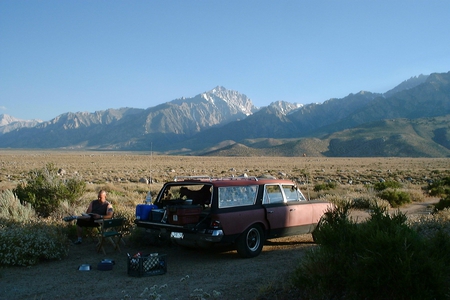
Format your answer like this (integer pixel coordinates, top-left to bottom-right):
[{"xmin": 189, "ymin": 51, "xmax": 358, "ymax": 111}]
[
  {"xmin": 264, "ymin": 185, "xmax": 284, "ymax": 204},
  {"xmin": 218, "ymin": 185, "xmax": 258, "ymax": 208},
  {"xmin": 282, "ymin": 185, "xmax": 306, "ymax": 202}
]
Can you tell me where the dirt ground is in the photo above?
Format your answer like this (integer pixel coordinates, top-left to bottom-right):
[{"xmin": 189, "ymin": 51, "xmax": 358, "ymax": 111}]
[
  {"xmin": 0, "ymin": 233, "xmax": 315, "ymax": 300},
  {"xmin": 0, "ymin": 199, "xmax": 437, "ymax": 300}
]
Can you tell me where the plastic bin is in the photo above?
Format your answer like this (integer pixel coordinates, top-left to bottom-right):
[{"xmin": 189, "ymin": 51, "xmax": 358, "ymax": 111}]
[{"xmin": 135, "ymin": 204, "xmax": 157, "ymax": 221}]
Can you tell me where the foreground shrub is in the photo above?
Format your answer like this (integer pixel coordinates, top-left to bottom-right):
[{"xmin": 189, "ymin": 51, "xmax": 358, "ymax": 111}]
[
  {"xmin": 14, "ymin": 163, "xmax": 86, "ymax": 217},
  {"xmin": 0, "ymin": 220, "xmax": 69, "ymax": 266},
  {"xmin": 295, "ymin": 205, "xmax": 450, "ymax": 300}
]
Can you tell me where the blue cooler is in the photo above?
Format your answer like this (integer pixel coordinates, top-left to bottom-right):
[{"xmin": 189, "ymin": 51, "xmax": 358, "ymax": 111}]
[{"xmin": 136, "ymin": 204, "xmax": 157, "ymax": 220}]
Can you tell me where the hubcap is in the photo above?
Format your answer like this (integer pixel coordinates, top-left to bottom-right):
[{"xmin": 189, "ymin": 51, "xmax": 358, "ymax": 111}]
[{"xmin": 247, "ymin": 228, "xmax": 260, "ymax": 251}]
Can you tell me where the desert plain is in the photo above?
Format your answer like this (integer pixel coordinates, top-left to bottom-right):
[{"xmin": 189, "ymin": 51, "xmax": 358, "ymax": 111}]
[{"xmin": 0, "ymin": 150, "xmax": 449, "ymax": 300}]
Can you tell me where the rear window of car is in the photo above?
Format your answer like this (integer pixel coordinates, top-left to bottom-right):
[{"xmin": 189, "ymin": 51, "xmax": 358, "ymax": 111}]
[
  {"xmin": 264, "ymin": 185, "xmax": 284, "ymax": 204},
  {"xmin": 282, "ymin": 185, "xmax": 307, "ymax": 202},
  {"xmin": 263, "ymin": 184, "xmax": 307, "ymax": 204},
  {"xmin": 218, "ymin": 185, "xmax": 258, "ymax": 208}
]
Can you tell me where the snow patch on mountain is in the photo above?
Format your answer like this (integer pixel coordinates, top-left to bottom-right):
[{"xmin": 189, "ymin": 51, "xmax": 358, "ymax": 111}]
[
  {"xmin": 0, "ymin": 114, "xmax": 43, "ymax": 134},
  {"xmin": 268, "ymin": 101, "xmax": 303, "ymax": 115}
]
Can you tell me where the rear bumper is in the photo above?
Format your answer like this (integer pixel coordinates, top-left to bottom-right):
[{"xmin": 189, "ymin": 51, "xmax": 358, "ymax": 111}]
[{"xmin": 135, "ymin": 220, "xmax": 224, "ymax": 243}]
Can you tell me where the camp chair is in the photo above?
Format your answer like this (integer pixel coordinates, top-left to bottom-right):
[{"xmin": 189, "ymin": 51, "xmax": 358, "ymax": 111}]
[
  {"xmin": 96, "ymin": 218, "xmax": 125, "ymax": 255},
  {"xmin": 86, "ymin": 226, "xmax": 102, "ymax": 242}
]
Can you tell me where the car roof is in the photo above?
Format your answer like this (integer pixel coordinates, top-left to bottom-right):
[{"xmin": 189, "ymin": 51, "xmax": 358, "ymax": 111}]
[{"xmin": 168, "ymin": 176, "xmax": 296, "ymax": 187}]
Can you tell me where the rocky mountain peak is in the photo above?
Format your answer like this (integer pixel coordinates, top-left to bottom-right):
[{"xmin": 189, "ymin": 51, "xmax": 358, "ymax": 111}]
[
  {"xmin": 268, "ymin": 101, "xmax": 303, "ymax": 115},
  {"xmin": 0, "ymin": 114, "xmax": 19, "ymax": 126},
  {"xmin": 384, "ymin": 74, "xmax": 429, "ymax": 98},
  {"xmin": 202, "ymin": 86, "xmax": 257, "ymax": 115}
]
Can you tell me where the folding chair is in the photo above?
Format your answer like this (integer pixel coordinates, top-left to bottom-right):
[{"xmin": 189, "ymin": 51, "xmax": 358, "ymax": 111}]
[
  {"xmin": 86, "ymin": 226, "xmax": 102, "ymax": 242},
  {"xmin": 96, "ymin": 218, "xmax": 125, "ymax": 255}
]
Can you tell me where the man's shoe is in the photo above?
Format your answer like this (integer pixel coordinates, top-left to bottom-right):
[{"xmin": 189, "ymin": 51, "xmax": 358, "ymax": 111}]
[
  {"xmin": 73, "ymin": 240, "xmax": 82, "ymax": 245},
  {"xmin": 63, "ymin": 216, "xmax": 77, "ymax": 222}
]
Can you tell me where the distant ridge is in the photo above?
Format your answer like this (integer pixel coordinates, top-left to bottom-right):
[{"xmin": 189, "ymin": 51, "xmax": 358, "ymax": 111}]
[{"xmin": 1, "ymin": 71, "xmax": 450, "ymax": 157}]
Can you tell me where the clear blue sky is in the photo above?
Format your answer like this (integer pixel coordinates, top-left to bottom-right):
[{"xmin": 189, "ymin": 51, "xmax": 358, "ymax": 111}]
[{"xmin": 1, "ymin": 1, "xmax": 449, "ymax": 121}]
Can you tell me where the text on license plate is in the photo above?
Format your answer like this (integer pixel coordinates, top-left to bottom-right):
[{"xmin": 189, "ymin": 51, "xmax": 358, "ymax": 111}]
[{"xmin": 170, "ymin": 232, "xmax": 184, "ymax": 239}]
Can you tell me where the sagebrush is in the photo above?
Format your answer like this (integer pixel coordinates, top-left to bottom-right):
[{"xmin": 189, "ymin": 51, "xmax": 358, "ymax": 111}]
[
  {"xmin": 295, "ymin": 205, "xmax": 450, "ymax": 300},
  {"xmin": 13, "ymin": 163, "xmax": 86, "ymax": 217}
]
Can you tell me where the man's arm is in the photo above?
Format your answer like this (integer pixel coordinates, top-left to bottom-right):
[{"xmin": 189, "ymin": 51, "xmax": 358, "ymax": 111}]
[
  {"xmin": 86, "ymin": 201, "xmax": 93, "ymax": 213},
  {"xmin": 104, "ymin": 204, "xmax": 114, "ymax": 219}
]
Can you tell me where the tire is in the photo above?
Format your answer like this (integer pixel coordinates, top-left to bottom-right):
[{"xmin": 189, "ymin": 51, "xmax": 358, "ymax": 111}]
[{"xmin": 236, "ymin": 224, "xmax": 264, "ymax": 258}]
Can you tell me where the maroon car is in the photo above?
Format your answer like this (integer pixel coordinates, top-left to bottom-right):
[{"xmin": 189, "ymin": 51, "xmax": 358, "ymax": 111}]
[{"xmin": 135, "ymin": 176, "xmax": 330, "ymax": 258}]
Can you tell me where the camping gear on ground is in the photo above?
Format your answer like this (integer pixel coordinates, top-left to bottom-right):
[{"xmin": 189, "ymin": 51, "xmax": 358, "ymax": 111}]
[
  {"xmin": 78, "ymin": 264, "xmax": 91, "ymax": 271},
  {"xmin": 97, "ymin": 259, "xmax": 115, "ymax": 271},
  {"xmin": 127, "ymin": 252, "xmax": 167, "ymax": 277}
]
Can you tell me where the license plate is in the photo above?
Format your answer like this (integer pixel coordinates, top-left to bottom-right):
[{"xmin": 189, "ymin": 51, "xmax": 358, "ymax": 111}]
[{"xmin": 170, "ymin": 232, "xmax": 184, "ymax": 239}]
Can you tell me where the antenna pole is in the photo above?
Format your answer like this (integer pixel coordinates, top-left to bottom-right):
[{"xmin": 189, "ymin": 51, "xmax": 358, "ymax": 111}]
[
  {"xmin": 150, "ymin": 142, "xmax": 152, "ymax": 185},
  {"xmin": 306, "ymin": 174, "xmax": 310, "ymax": 201}
]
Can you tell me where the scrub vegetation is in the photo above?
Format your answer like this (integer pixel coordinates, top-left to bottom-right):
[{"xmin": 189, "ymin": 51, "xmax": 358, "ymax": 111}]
[{"xmin": 1, "ymin": 151, "xmax": 450, "ymax": 299}]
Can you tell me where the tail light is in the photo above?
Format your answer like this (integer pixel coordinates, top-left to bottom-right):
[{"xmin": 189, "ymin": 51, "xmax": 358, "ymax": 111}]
[{"xmin": 210, "ymin": 220, "xmax": 221, "ymax": 229}]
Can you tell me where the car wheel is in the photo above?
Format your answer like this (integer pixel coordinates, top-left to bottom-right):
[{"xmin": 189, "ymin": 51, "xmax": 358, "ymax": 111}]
[{"xmin": 236, "ymin": 224, "xmax": 264, "ymax": 258}]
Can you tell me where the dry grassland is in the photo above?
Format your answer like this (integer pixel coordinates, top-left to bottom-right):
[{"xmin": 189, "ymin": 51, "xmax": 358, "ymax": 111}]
[
  {"xmin": 1, "ymin": 150, "xmax": 449, "ymax": 208},
  {"xmin": 1, "ymin": 150, "xmax": 449, "ymax": 300},
  {"xmin": 1, "ymin": 150, "xmax": 449, "ymax": 190}
]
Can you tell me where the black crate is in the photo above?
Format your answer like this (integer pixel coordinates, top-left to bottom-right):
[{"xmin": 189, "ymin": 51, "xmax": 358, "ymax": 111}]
[{"xmin": 127, "ymin": 254, "xmax": 167, "ymax": 277}]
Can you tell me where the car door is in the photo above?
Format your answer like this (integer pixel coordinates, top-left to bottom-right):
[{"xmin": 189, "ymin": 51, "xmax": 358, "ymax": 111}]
[
  {"xmin": 262, "ymin": 184, "xmax": 289, "ymax": 236},
  {"xmin": 283, "ymin": 185, "xmax": 314, "ymax": 234}
]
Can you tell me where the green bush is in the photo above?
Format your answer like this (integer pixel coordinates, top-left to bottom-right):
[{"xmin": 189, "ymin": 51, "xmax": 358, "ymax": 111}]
[
  {"xmin": 351, "ymin": 195, "xmax": 390, "ymax": 210},
  {"xmin": 373, "ymin": 180, "xmax": 401, "ymax": 191},
  {"xmin": 314, "ymin": 181, "xmax": 337, "ymax": 192},
  {"xmin": 113, "ymin": 207, "xmax": 135, "ymax": 237},
  {"xmin": 378, "ymin": 189, "xmax": 411, "ymax": 208},
  {"xmin": 0, "ymin": 221, "xmax": 69, "ymax": 266},
  {"xmin": 427, "ymin": 177, "xmax": 450, "ymax": 197},
  {"xmin": 0, "ymin": 189, "xmax": 69, "ymax": 266},
  {"xmin": 434, "ymin": 196, "xmax": 450, "ymax": 212},
  {"xmin": 13, "ymin": 163, "xmax": 86, "ymax": 217},
  {"xmin": 294, "ymin": 205, "xmax": 450, "ymax": 300},
  {"xmin": 311, "ymin": 202, "xmax": 356, "ymax": 245}
]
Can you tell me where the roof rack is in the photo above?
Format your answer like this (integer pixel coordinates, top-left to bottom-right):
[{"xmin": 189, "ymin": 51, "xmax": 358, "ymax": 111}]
[
  {"xmin": 173, "ymin": 176, "xmax": 211, "ymax": 182},
  {"xmin": 173, "ymin": 175, "xmax": 261, "ymax": 182},
  {"xmin": 214, "ymin": 176, "xmax": 259, "ymax": 181}
]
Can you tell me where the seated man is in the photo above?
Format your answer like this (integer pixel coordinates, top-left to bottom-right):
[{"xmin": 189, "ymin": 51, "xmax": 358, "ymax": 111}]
[{"xmin": 65, "ymin": 190, "xmax": 114, "ymax": 245}]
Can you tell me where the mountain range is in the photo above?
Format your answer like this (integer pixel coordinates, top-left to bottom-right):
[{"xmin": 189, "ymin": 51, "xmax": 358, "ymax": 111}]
[{"xmin": 1, "ymin": 72, "xmax": 449, "ymax": 157}]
